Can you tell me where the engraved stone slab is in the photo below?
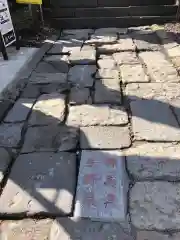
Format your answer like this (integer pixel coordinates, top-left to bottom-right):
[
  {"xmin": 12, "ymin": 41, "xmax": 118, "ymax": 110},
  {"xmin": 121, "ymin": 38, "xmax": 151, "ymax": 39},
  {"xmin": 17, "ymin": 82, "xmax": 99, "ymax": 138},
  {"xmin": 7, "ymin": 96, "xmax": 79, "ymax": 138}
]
[{"xmin": 74, "ymin": 150, "xmax": 129, "ymax": 222}]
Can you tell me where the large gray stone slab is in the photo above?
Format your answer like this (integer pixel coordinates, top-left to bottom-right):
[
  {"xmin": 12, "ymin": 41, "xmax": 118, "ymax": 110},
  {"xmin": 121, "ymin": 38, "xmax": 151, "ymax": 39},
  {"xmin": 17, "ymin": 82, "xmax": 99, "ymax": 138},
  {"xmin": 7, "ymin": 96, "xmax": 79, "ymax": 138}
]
[
  {"xmin": 113, "ymin": 52, "xmax": 139, "ymax": 65},
  {"xmin": 120, "ymin": 64, "xmax": 149, "ymax": 83},
  {"xmin": 68, "ymin": 65, "xmax": 96, "ymax": 87},
  {"xmin": 67, "ymin": 105, "xmax": 128, "ymax": 126},
  {"xmin": 69, "ymin": 47, "xmax": 96, "ymax": 65},
  {"xmin": 171, "ymin": 99, "xmax": 180, "ymax": 125},
  {"xmin": 0, "ymin": 219, "xmax": 53, "ymax": 240},
  {"xmin": 94, "ymin": 79, "xmax": 121, "ymax": 104},
  {"xmin": 80, "ymin": 126, "xmax": 131, "ymax": 149},
  {"xmin": 21, "ymin": 125, "xmax": 78, "ymax": 153},
  {"xmin": 139, "ymin": 52, "xmax": 180, "ymax": 82},
  {"xmin": 69, "ymin": 87, "xmax": 92, "ymax": 105},
  {"xmin": 29, "ymin": 72, "xmax": 67, "ymax": 85},
  {"xmin": 0, "ymin": 152, "xmax": 76, "ymax": 215},
  {"xmin": 132, "ymin": 33, "xmax": 161, "ymax": 51},
  {"xmin": 74, "ymin": 150, "xmax": 129, "ymax": 222},
  {"xmin": 137, "ymin": 231, "xmax": 170, "ymax": 240},
  {"xmin": 4, "ymin": 98, "xmax": 35, "ymax": 123},
  {"xmin": 130, "ymin": 182, "xmax": 180, "ymax": 230},
  {"xmin": 0, "ymin": 148, "xmax": 11, "ymax": 183},
  {"xmin": 29, "ymin": 93, "xmax": 65, "ymax": 126},
  {"xmin": 95, "ymin": 69, "xmax": 119, "ymax": 79},
  {"xmin": 61, "ymin": 29, "xmax": 93, "ymax": 40},
  {"xmin": 0, "ymin": 123, "xmax": 23, "ymax": 148},
  {"xmin": 51, "ymin": 218, "xmax": 134, "ymax": 240},
  {"xmin": 126, "ymin": 143, "xmax": 180, "ymax": 181},
  {"xmin": 131, "ymin": 100, "xmax": 180, "ymax": 141},
  {"xmin": 41, "ymin": 55, "xmax": 69, "ymax": 73},
  {"xmin": 0, "ymin": 100, "xmax": 12, "ymax": 122}
]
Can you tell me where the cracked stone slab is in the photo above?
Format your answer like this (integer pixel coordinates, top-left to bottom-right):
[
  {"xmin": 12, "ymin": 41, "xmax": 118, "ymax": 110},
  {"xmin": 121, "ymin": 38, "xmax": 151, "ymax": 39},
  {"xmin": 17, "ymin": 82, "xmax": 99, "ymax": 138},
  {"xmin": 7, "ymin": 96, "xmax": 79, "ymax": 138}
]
[
  {"xmin": 0, "ymin": 152, "xmax": 76, "ymax": 215},
  {"xmin": 131, "ymin": 100, "xmax": 180, "ymax": 141},
  {"xmin": 0, "ymin": 100, "xmax": 12, "ymax": 122},
  {"xmin": 97, "ymin": 56, "xmax": 116, "ymax": 69},
  {"xmin": 120, "ymin": 64, "xmax": 148, "ymax": 83},
  {"xmin": 126, "ymin": 142, "xmax": 180, "ymax": 181},
  {"xmin": 69, "ymin": 47, "xmax": 96, "ymax": 65},
  {"xmin": 29, "ymin": 72, "xmax": 67, "ymax": 85},
  {"xmin": 80, "ymin": 126, "xmax": 131, "ymax": 149},
  {"xmin": 139, "ymin": 52, "xmax": 180, "ymax": 82},
  {"xmin": 171, "ymin": 99, "xmax": 180, "ymax": 125},
  {"xmin": 0, "ymin": 148, "xmax": 11, "ymax": 183},
  {"xmin": 113, "ymin": 52, "xmax": 139, "ymax": 65},
  {"xmin": 21, "ymin": 125, "xmax": 78, "ymax": 153},
  {"xmin": 4, "ymin": 99, "xmax": 35, "ymax": 123},
  {"xmin": 47, "ymin": 39, "xmax": 83, "ymax": 55},
  {"xmin": 67, "ymin": 105, "xmax": 128, "ymax": 126},
  {"xmin": 69, "ymin": 87, "xmax": 92, "ymax": 105},
  {"xmin": 132, "ymin": 33, "xmax": 161, "ymax": 51},
  {"xmin": 125, "ymin": 83, "xmax": 180, "ymax": 102},
  {"xmin": 95, "ymin": 69, "xmax": 119, "ymax": 79},
  {"xmin": 41, "ymin": 55, "xmax": 69, "ymax": 73},
  {"xmin": 0, "ymin": 219, "xmax": 53, "ymax": 240},
  {"xmin": 94, "ymin": 79, "xmax": 121, "ymax": 104},
  {"xmin": 74, "ymin": 150, "xmax": 129, "ymax": 222},
  {"xmin": 51, "ymin": 218, "xmax": 134, "ymax": 240},
  {"xmin": 0, "ymin": 123, "xmax": 23, "ymax": 148},
  {"xmin": 130, "ymin": 181, "xmax": 180, "ymax": 230},
  {"xmin": 28, "ymin": 93, "xmax": 66, "ymax": 126},
  {"xmin": 68, "ymin": 65, "xmax": 96, "ymax": 87}
]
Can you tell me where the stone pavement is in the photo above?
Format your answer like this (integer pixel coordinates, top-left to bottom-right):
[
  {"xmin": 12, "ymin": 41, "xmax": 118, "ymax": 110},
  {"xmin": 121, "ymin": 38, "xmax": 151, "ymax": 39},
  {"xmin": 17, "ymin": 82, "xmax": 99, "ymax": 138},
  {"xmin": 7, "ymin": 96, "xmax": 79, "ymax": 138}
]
[{"xmin": 1, "ymin": 25, "xmax": 180, "ymax": 239}]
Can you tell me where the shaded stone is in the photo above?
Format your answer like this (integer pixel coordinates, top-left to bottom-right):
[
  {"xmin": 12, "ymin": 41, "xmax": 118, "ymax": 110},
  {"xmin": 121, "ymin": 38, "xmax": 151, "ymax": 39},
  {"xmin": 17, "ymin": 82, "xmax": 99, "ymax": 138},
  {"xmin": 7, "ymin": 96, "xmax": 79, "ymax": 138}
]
[
  {"xmin": 126, "ymin": 142, "xmax": 180, "ymax": 181},
  {"xmin": 0, "ymin": 100, "xmax": 12, "ymax": 122},
  {"xmin": 137, "ymin": 231, "xmax": 169, "ymax": 240},
  {"xmin": 94, "ymin": 79, "xmax": 121, "ymax": 104},
  {"xmin": 29, "ymin": 72, "xmax": 67, "ymax": 85},
  {"xmin": 67, "ymin": 105, "xmax": 128, "ymax": 126},
  {"xmin": 120, "ymin": 64, "xmax": 148, "ymax": 83},
  {"xmin": 21, "ymin": 125, "xmax": 78, "ymax": 153},
  {"xmin": 0, "ymin": 148, "xmax": 11, "ymax": 183},
  {"xmin": 61, "ymin": 29, "xmax": 93, "ymax": 40},
  {"xmin": 0, "ymin": 152, "xmax": 76, "ymax": 215},
  {"xmin": 113, "ymin": 52, "xmax": 139, "ymax": 65},
  {"xmin": 68, "ymin": 65, "xmax": 96, "ymax": 87},
  {"xmin": 69, "ymin": 87, "xmax": 92, "ymax": 105},
  {"xmin": 125, "ymin": 83, "xmax": 180, "ymax": 102},
  {"xmin": 139, "ymin": 52, "xmax": 180, "ymax": 82},
  {"xmin": 0, "ymin": 124, "xmax": 23, "ymax": 148},
  {"xmin": 94, "ymin": 28, "xmax": 120, "ymax": 35},
  {"xmin": 21, "ymin": 84, "xmax": 40, "ymax": 98},
  {"xmin": 86, "ymin": 33, "xmax": 117, "ymax": 45},
  {"xmin": 0, "ymin": 219, "xmax": 53, "ymax": 240},
  {"xmin": 29, "ymin": 93, "xmax": 65, "ymax": 126},
  {"xmin": 95, "ymin": 69, "xmax": 119, "ymax": 79},
  {"xmin": 69, "ymin": 48, "xmax": 96, "ymax": 65},
  {"xmin": 4, "ymin": 98, "xmax": 35, "ymax": 123},
  {"xmin": 131, "ymin": 100, "xmax": 180, "ymax": 141},
  {"xmin": 130, "ymin": 182, "xmax": 180, "ymax": 230},
  {"xmin": 133, "ymin": 33, "xmax": 161, "ymax": 51},
  {"xmin": 97, "ymin": 56, "xmax": 116, "ymax": 69},
  {"xmin": 74, "ymin": 150, "xmax": 129, "ymax": 222},
  {"xmin": 41, "ymin": 55, "xmax": 69, "ymax": 73},
  {"xmin": 171, "ymin": 99, "xmax": 180, "ymax": 125},
  {"xmin": 51, "ymin": 218, "xmax": 134, "ymax": 240},
  {"xmin": 80, "ymin": 126, "xmax": 131, "ymax": 149}
]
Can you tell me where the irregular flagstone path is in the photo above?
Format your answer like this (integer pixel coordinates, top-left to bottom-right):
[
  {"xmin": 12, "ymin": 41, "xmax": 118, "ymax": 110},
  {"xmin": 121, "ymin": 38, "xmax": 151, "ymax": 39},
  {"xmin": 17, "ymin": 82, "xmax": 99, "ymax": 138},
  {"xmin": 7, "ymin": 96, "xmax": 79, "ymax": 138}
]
[{"xmin": 1, "ymin": 26, "xmax": 180, "ymax": 239}]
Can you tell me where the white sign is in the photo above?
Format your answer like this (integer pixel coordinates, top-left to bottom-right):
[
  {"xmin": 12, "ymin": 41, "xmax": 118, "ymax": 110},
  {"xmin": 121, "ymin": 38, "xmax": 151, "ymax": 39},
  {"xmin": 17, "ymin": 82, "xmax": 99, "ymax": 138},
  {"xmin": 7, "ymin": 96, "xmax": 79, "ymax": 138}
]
[{"xmin": 0, "ymin": 0, "xmax": 16, "ymax": 47}]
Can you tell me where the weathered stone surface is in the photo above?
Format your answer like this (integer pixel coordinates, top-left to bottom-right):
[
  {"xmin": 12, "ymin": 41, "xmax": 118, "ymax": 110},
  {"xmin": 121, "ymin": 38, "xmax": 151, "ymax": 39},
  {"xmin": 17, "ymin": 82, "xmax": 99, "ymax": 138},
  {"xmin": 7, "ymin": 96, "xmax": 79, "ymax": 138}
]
[
  {"xmin": 0, "ymin": 124, "xmax": 23, "ymax": 148},
  {"xmin": 87, "ymin": 33, "xmax": 117, "ymax": 45},
  {"xmin": 131, "ymin": 100, "xmax": 180, "ymax": 141},
  {"xmin": 95, "ymin": 69, "xmax": 119, "ymax": 79},
  {"xmin": 21, "ymin": 125, "xmax": 78, "ymax": 153},
  {"xmin": 139, "ymin": 52, "xmax": 180, "ymax": 82},
  {"xmin": 80, "ymin": 126, "xmax": 131, "ymax": 149},
  {"xmin": 94, "ymin": 79, "xmax": 121, "ymax": 104},
  {"xmin": 29, "ymin": 72, "xmax": 67, "ymax": 84},
  {"xmin": 0, "ymin": 148, "xmax": 11, "ymax": 183},
  {"xmin": 21, "ymin": 84, "xmax": 40, "ymax": 98},
  {"xmin": 120, "ymin": 64, "xmax": 148, "ymax": 83},
  {"xmin": 29, "ymin": 93, "xmax": 65, "ymax": 126},
  {"xmin": 41, "ymin": 55, "xmax": 69, "ymax": 73},
  {"xmin": 0, "ymin": 152, "xmax": 76, "ymax": 215},
  {"xmin": 125, "ymin": 83, "xmax": 180, "ymax": 102},
  {"xmin": 62, "ymin": 29, "xmax": 93, "ymax": 40},
  {"xmin": 0, "ymin": 100, "xmax": 12, "ymax": 122},
  {"xmin": 67, "ymin": 105, "xmax": 128, "ymax": 126},
  {"xmin": 47, "ymin": 39, "xmax": 83, "ymax": 55},
  {"xmin": 74, "ymin": 150, "xmax": 129, "ymax": 222},
  {"xmin": 113, "ymin": 52, "xmax": 139, "ymax": 65},
  {"xmin": 137, "ymin": 231, "xmax": 169, "ymax": 240},
  {"xmin": 68, "ymin": 65, "xmax": 96, "ymax": 87},
  {"xmin": 51, "ymin": 218, "xmax": 134, "ymax": 240},
  {"xmin": 4, "ymin": 99, "xmax": 35, "ymax": 123},
  {"xmin": 0, "ymin": 219, "xmax": 53, "ymax": 240},
  {"xmin": 126, "ymin": 142, "xmax": 180, "ymax": 180},
  {"xmin": 98, "ymin": 56, "xmax": 116, "ymax": 69},
  {"xmin": 171, "ymin": 56, "xmax": 180, "ymax": 70},
  {"xmin": 133, "ymin": 33, "xmax": 161, "ymax": 51},
  {"xmin": 69, "ymin": 87, "xmax": 92, "ymax": 105},
  {"xmin": 94, "ymin": 28, "xmax": 120, "ymax": 35},
  {"xmin": 130, "ymin": 182, "xmax": 180, "ymax": 230},
  {"xmin": 69, "ymin": 48, "xmax": 96, "ymax": 65},
  {"xmin": 165, "ymin": 46, "xmax": 180, "ymax": 58}
]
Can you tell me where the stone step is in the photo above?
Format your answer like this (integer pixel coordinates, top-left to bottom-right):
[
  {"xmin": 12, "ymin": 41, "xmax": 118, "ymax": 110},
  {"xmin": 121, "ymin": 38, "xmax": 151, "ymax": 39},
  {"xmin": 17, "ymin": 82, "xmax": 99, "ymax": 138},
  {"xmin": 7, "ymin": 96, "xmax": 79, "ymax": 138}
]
[
  {"xmin": 51, "ymin": 16, "xmax": 175, "ymax": 29},
  {"xmin": 52, "ymin": 5, "xmax": 177, "ymax": 18}
]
